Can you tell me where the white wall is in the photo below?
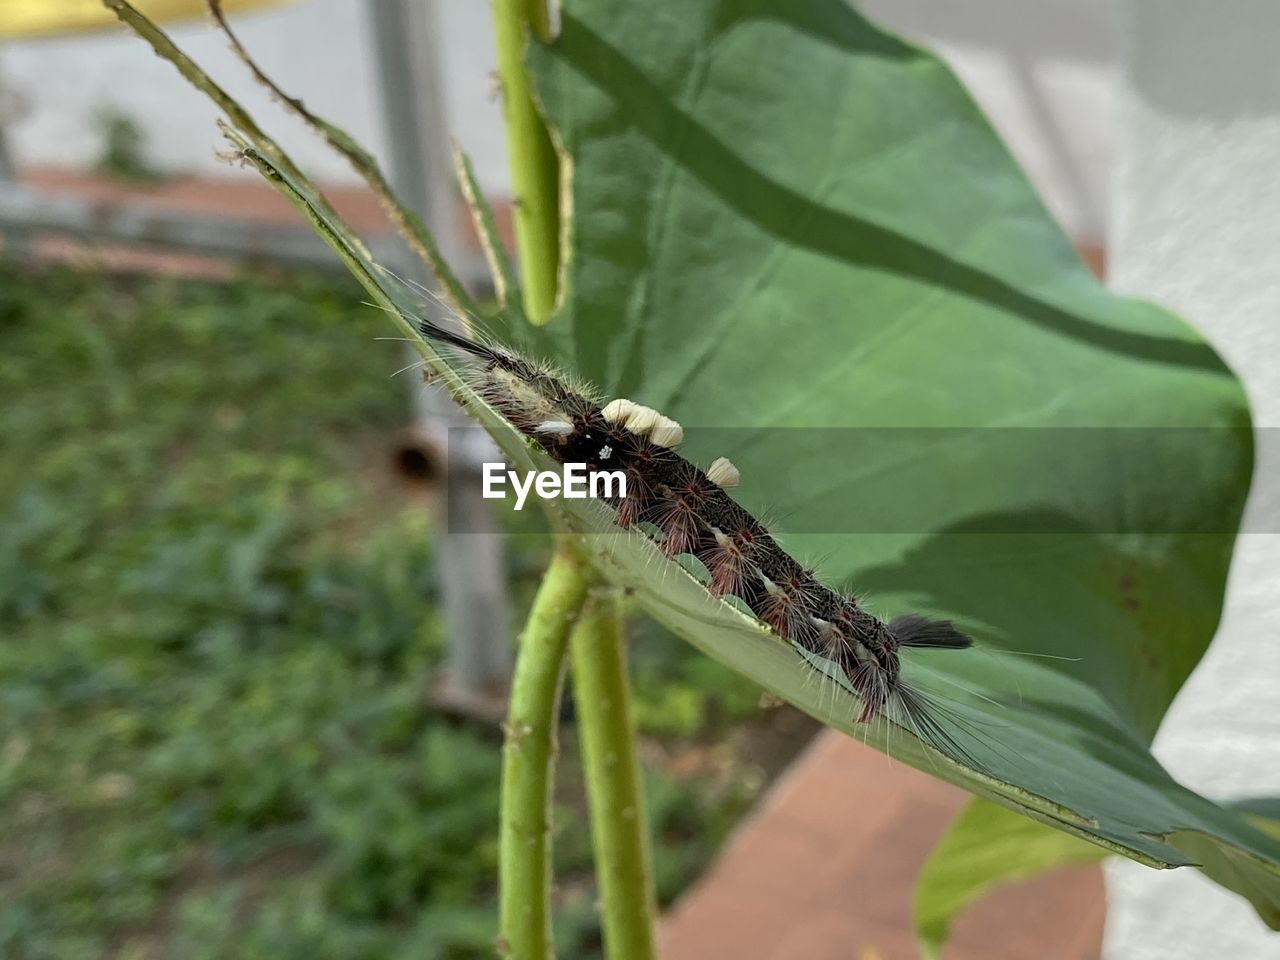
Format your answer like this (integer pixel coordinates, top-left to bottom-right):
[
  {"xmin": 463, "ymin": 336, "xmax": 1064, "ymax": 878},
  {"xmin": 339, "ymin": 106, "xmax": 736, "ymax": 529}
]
[
  {"xmin": 1104, "ymin": 2, "xmax": 1280, "ymax": 957},
  {"xmin": 0, "ymin": 0, "xmax": 509, "ymax": 193},
  {"xmin": 859, "ymin": 0, "xmax": 1119, "ymax": 243},
  {"xmin": 0, "ymin": 0, "xmax": 1119, "ymax": 243}
]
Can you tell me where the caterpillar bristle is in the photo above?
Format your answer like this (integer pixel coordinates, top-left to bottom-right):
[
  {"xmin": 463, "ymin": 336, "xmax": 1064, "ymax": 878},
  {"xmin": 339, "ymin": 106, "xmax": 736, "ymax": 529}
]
[
  {"xmin": 889, "ymin": 613, "xmax": 973, "ymax": 650},
  {"xmin": 893, "ymin": 684, "xmax": 983, "ymax": 768},
  {"xmin": 417, "ymin": 316, "xmax": 503, "ymax": 365},
  {"xmin": 754, "ymin": 574, "xmax": 815, "ymax": 646},
  {"xmin": 811, "ymin": 616, "xmax": 850, "ymax": 662},
  {"xmin": 649, "ymin": 497, "xmax": 702, "ymax": 558},
  {"xmin": 534, "ymin": 419, "xmax": 574, "ymax": 438},
  {"xmin": 854, "ymin": 662, "xmax": 889, "ymax": 724},
  {"xmin": 613, "ymin": 467, "xmax": 653, "ymax": 528},
  {"xmin": 698, "ymin": 528, "xmax": 754, "ymax": 596}
]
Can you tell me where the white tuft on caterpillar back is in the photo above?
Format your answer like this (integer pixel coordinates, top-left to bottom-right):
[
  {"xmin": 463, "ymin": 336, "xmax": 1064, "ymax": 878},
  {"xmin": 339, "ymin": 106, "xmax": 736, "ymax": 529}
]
[
  {"xmin": 706, "ymin": 456, "xmax": 741, "ymax": 489},
  {"xmin": 603, "ymin": 398, "xmax": 683, "ymax": 448}
]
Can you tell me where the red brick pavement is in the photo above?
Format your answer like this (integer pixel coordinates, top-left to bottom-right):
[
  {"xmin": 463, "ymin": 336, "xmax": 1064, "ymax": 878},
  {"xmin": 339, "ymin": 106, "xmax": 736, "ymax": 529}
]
[{"xmin": 661, "ymin": 730, "xmax": 1105, "ymax": 960}]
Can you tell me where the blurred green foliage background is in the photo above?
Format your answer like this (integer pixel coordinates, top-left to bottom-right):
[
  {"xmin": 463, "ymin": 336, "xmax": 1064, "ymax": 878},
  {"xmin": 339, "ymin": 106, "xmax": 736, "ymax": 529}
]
[{"xmin": 0, "ymin": 266, "xmax": 807, "ymax": 960}]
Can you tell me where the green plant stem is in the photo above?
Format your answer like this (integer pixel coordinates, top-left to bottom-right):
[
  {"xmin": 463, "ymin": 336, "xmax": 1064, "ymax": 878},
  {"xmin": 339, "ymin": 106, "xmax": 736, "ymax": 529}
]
[
  {"xmin": 570, "ymin": 592, "xmax": 658, "ymax": 960},
  {"xmin": 500, "ymin": 544, "xmax": 593, "ymax": 959},
  {"xmin": 495, "ymin": 2, "xmax": 653, "ymax": 955},
  {"xmin": 492, "ymin": 0, "xmax": 560, "ymax": 324}
]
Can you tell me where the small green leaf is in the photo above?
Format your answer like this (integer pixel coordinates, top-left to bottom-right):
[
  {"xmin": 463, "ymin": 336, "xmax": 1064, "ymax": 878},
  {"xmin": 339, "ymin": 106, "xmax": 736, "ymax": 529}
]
[
  {"xmin": 205, "ymin": 0, "xmax": 481, "ymax": 320},
  {"xmin": 914, "ymin": 798, "xmax": 1106, "ymax": 958},
  {"xmin": 452, "ymin": 142, "xmax": 524, "ymax": 321}
]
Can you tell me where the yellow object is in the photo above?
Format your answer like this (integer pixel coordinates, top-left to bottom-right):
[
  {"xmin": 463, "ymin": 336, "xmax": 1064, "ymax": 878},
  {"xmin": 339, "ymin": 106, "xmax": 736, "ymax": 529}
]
[{"xmin": 0, "ymin": 0, "xmax": 290, "ymax": 38}]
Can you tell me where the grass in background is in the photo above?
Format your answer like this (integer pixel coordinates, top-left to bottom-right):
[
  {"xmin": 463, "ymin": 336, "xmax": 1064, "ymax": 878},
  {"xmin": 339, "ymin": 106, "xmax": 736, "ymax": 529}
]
[{"xmin": 0, "ymin": 265, "xmax": 806, "ymax": 960}]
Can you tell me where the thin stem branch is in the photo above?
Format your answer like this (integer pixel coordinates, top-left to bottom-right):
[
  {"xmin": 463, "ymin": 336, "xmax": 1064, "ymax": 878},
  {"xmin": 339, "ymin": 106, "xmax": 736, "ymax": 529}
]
[
  {"xmin": 492, "ymin": 0, "xmax": 561, "ymax": 324},
  {"xmin": 500, "ymin": 544, "xmax": 593, "ymax": 959},
  {"xmin": 570, "ymin": 592, "xmax": 658, "ymax": 960},
  {"xmin": 206, "ymin": 0, "xmax": 480, "ymax": 319}
]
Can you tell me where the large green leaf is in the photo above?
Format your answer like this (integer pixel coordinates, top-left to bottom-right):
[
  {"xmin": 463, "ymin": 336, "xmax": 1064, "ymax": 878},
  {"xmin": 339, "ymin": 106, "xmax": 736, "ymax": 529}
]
[
  {"xmin": 517, "ymin": 0, "xmax": 1280, "ymax": 926},
  {"xmin": 107, "ymin": 0, "xmax": 1280, "ymax": 930}
]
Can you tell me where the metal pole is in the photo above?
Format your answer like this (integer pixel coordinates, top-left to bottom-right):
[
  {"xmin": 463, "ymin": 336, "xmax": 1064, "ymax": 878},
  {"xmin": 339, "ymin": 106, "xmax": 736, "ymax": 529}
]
[
  {"xmin": 366, "ymin": 0, "xmax": 513, "ymax": 711},
  {"xmin": 0, "ymin": 64, "xmax": 32, "ymax": 260}
]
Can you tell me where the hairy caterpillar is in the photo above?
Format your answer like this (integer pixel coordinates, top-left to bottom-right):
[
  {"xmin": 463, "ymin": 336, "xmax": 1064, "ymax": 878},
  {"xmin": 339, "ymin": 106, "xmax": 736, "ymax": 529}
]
[{"xmin": 413, "ymin": 310, "xmax": 975, "ymax": 744}]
